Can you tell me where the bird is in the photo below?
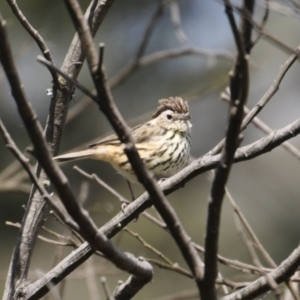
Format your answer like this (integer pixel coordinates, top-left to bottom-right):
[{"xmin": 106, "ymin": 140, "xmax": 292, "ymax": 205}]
[{"xmin": 54, "ymin": 97, "xmax": 192, "ymax": 186}]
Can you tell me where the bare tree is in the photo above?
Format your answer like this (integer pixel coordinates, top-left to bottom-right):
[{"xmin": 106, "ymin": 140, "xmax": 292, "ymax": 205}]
[{"xmin": 1, "ymin": 0, "xmax": 300, "ymax": 299}]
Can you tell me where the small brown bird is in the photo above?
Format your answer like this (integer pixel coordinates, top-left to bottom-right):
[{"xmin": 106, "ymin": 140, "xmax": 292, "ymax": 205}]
[{"xmin": 54, "ymin": 97, "xmax": 192, "ymax": 184}]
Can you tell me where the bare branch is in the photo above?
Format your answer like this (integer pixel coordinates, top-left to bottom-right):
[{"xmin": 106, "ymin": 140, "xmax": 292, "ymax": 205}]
[
  {"xmin": 0, "ymin": 11, "xmax": 153, "ymax": 300},
  {"xmin": 62, "ymin": 0, "xmax": 204, "ymax": 296},
  {"xmin": 207, "ymin": 35, "xmax": 299, "ymax": 157},
  {"xmin": 23, "ymin": 114, "xmax": 300, "ymax": 297},
  {"xmin": 109, "ymin": 46, "xmax": 233, "ymax": 88},
  {"xmin": 220, "ymin": 246, "xmax": 300, "ymax": 300},
  {"xmin": 2, "ymin": 1, "xmax": 116, "ymax": 298},
  {"xmin": 202, "ymin": 0, "xmax": 250, "ymax": 298},
  {"xmin": 239, "ymin": 0, "xmax": 255, "ymax": 54},
  {"xmin": 244, "ymin": 106, "xmax": 300, "ymax": 160}
]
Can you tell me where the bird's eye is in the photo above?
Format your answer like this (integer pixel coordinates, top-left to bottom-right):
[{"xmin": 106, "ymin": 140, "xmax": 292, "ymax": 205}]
[{"xmin": 166, "ymin": 114, "xmax": 172, "ymax": 120}]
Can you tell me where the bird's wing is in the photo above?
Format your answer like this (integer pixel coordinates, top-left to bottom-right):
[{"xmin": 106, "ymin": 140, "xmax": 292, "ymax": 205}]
[
  {"xmin": 88, "ymin": 132, "xmax": 120, "ymax": 148},
  {"xmin": 88, "ymin": 123, "xmax": 154, "ymax": 149}
]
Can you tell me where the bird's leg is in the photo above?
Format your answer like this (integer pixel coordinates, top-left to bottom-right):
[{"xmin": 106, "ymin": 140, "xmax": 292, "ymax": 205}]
[{"xmin": 126, "ymin": 180, "xmax": 135, "ymax": 201}]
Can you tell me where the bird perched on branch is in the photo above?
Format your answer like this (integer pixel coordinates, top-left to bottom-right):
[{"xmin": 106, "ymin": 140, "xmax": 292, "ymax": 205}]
[{"xmin": 54, "ymin": 97, "xmax": 192, "ymax": 185}]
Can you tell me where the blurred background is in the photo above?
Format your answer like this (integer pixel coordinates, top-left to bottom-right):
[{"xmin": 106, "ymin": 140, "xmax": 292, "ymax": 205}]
[{"xmin": 1, "ymin": 0, "xmax": 300, "ymax": 298}]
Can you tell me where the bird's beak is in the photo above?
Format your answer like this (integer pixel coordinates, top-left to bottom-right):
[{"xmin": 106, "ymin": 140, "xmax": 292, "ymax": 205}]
[{"xmin": 179, "ymin": 114, "xmax": 191, "ymax": 121}]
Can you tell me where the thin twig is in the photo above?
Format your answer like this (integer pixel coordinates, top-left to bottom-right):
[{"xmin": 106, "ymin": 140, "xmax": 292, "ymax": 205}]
[
  {"xmin": 247, "ymin": 107, "xmax": 300, "ymax": 160},
  {"xmin": 146, "ymin": 258, "xmax": 193, "ymax": 279},
  {"xmin": 234, "ymin": 3, "xmax": 298, "ymax": 56},
  {"xmin": 141, "ymin": 206, "xmax": 275, "ymax": 276},
  {"xmin": 0, "ymin": 119, "xmax": 79, "ymax": 232},
  {"xmin": 221, "ymin": 93, "xmax": 300, "ymax": 161},
  {"xmin": 74, "ymin": 166, "xmax": 129, "ymax": 204},
  {"xmin": 168, "ymin": 1, "xmax": 188, "ymax": 43},
  {"xmin": 147, "ymin": 289, "xmax": 199, "ymax": 300},
  {"xmin": 251, "ymin": 0, "xmax": 269, "ymax": 48},
  {"xmin": 75, "ymin": 166, "xmax": 169, "ymax": 228},
  {"xmin": 227, "ymin": 187, "xmax": 276, "ymax": 266},
  {"xmin": 85, "ymin": 257, "xmax": 101, "ymax": 300},
  {"xmin": 220, "ymin": 246, "xmax": 300, "ymax": 300},
  {"xmin": 233, "ymin": 213, "xmax": 280, "ymax": 293},
  {"xmin": 124, "ymin": 228, "xmax": 174, "ymax": 265},
  {"xmin": 140, "ymin": 202, "xmax": 274, "ymax": 277},
  {"xmin": 207, "ymin": 43, "xmax": 299, "ymax": 157},
  {"xmin": 101, "ymin": 276, "xmax": 113, "ymax": 300},
  {"xmin": 6, "ymin": 0, "xmax": 58, "ymax": 83},
  {"xmin": 227, "ymin": 187, "xmax": 299, "ymax": 299},
  {"xmin": 6, "ymin": 222, "xmax": 75, "ymax": 247},
  {"xmin": 109, "ymin": 46, "xmax": 233, "ymax": 88},
  {"xmin": 135, "ymin": 1, "xmax": 165, "ymax": 59},
  {"xmin": 37, "ymin": 56, "xmax": 97, "ymax": 101}
]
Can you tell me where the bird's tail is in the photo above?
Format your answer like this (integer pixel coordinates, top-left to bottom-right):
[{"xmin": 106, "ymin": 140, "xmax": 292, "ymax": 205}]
[{"xmin": 53, "ymin": 149, "xmax": 96, "ymax": 162}]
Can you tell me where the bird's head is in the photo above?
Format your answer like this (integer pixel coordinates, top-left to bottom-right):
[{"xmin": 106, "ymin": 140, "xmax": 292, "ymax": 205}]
[{"xmin": 152, "ymin": 97, "xmax": 192, "ymax": 133}]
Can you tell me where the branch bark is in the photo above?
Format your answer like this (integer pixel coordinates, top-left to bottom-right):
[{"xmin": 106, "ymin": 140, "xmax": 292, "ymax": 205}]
[
  {"xmin": 202, "ymin": 1, "xmax": 250, "ymax": 299},
  {"xmin": 1, "ymin": 1, "xmax": 117, "ymax": 298}
]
